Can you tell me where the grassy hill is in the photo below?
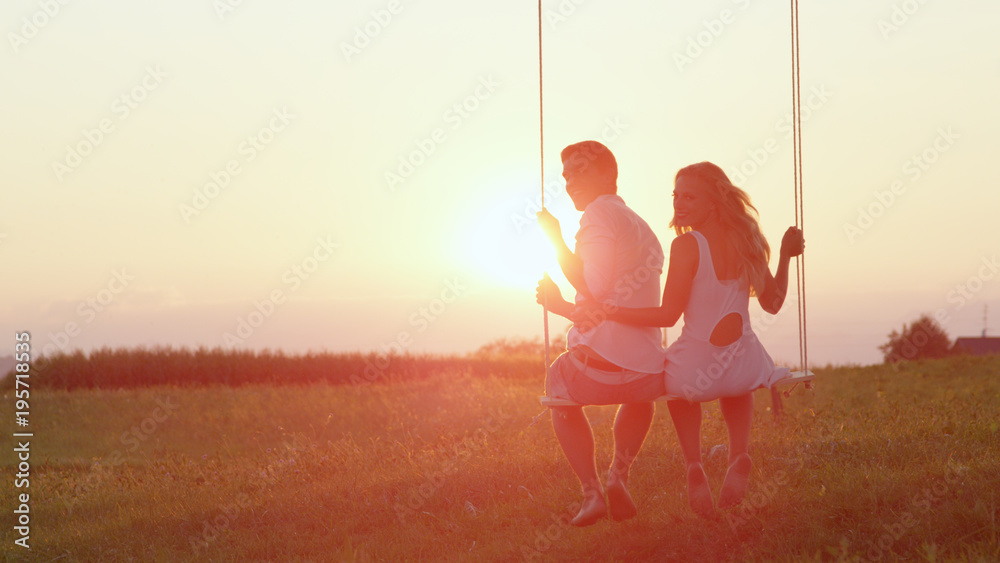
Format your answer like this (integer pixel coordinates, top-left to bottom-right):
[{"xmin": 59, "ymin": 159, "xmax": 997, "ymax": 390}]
[
  {"xmin": 1, "ymin": 352, "xmax": 997, "ymax": 561},
  {"xmin": 0, "ymin": 355, "xmax": 14, "ymax": 383}
]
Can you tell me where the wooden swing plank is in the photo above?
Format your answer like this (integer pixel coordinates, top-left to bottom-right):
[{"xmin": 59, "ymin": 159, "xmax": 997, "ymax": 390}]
[
  {"xmin": 538, "ymin": 371, "xmax": 815, "ymax": 407},
  {"xmin": 775, "ymin": 369, "xmax": 815, "ymax": 386},
  {"xmin": 538, "ymin": 395, "xmax": 678, "ymax": 408}
]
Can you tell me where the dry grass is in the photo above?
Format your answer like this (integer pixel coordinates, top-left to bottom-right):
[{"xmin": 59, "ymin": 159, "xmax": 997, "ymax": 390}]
[{"xmin": 1, "ymin": 352, "xmax": 998, "ymax": 561}]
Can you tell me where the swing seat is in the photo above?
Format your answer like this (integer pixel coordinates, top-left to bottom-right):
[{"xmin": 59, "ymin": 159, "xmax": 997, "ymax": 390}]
[
  {"xmin": 538, "ymin": 370, "xmax": 814, "ymax": 408},
  {"xmin": 775, "ymin": 369, "xmax": 815, "ymax": 388},
  {"xmin": 537, "ymin": 396, "xmax": 579, "ymax": 408},
  {"xmin": 537, "ymin": 394, "xmax": 679, "ymax": 408}
]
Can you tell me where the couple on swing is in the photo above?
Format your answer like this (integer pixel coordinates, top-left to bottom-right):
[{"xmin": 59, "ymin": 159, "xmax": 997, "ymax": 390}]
[{"xmin": 535, "ymin": 140, "xmax": 804, "ymax": 526}]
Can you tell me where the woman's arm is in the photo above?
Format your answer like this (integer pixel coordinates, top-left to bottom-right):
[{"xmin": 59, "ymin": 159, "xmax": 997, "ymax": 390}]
[
  {"xmin": 756, "ymin": 227, "xmax": 804, "ymax": 314},
  {"xmin": 572, "ymin": 234, "xmax": 698, "ymax": 329}
]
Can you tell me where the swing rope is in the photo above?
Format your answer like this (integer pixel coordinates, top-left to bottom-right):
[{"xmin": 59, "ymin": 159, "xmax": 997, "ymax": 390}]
[
  {"xmin": 539, "ymin": 0, "xmax": 552, "ymax": 394},
  {"xmin": 790, "ymin": 0, "xmax": 809, "ymax": 380},
  {"xmin": 535, "ymin": 1, "xmax": 811, "ymax": 415}
]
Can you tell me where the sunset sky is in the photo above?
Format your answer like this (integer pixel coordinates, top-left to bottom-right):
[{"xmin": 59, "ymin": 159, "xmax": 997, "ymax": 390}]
[{"xmin": 2, "ymin": 0, "xmax": 999, "ymax": 367}]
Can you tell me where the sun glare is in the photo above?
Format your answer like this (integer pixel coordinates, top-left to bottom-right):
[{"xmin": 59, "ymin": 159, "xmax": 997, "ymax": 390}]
[
  {"xmin": 456, "ymin": 168, "xmax": 579, "ymax": 290},
  {"xmin": 460, "ymin": 206, "xmax": 561, "ymax": 289}
]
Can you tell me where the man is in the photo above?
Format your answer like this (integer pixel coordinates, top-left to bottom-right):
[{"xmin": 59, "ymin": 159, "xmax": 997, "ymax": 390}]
[{"xmin": 535, "ymin": 140, "xmax": 665, "ymax": 526}]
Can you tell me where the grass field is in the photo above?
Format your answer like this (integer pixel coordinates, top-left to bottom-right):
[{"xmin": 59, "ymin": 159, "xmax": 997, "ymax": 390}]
[{"xmin": 2, "ymin": 352, "xmax": 999, "ymax": 562}]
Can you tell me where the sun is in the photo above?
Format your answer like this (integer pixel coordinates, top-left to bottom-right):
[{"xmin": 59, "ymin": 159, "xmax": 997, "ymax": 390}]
[
  {"xmin": 458, "ymin": 202, "xmax": 562, "ymax": 289},
  {"xmin": 453, "ymin": 165, "xmax": 581, "ymax": 290}
]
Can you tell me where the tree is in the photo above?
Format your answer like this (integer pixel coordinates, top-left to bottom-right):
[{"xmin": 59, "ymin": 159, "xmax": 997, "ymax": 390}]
[
  {"xmin": 879, "ymin": 314, "xmax": 953, "ymax": 363},
  {"xmin": 471, "ymin": 335, "xmax": 567, "ymax": 359}
]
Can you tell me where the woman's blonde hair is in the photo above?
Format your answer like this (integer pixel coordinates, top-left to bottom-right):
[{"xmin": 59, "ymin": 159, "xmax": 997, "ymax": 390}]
[{"xmin": 670, "ymin": 162, "xmax": 771, "ymax": 295}]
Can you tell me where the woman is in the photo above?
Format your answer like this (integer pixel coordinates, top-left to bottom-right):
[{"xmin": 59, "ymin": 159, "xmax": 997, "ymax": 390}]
[{"xmin": 539, "ymin": 161, "xmax": 804, "ymax": 515}]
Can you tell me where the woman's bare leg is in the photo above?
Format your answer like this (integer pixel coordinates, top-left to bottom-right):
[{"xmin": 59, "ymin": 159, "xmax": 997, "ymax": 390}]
[
  {"xmin": 718, "ymin": 393, "xmax": 754, "ymax": 508},
  {"xmin": 667, "ymin": 400, "xmax": 702, "ymax": 465},
  {"xmin": 667, "ymin": 399, "xmax": 713, "ymax": 515}
]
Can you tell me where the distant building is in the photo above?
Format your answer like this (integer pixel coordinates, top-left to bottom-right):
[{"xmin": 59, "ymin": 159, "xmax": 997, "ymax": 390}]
[{"xmin": 952, "ymin": 337, "xmax": 1000, "ymax": 356}]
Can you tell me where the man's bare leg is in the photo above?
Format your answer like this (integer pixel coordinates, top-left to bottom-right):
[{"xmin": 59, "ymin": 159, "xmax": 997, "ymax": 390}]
[
  {"xmin": 551, "ymin": 406, "xmax": 606, "ymax": 526},
  {"xmin": 606, "ymin": 402, "xmax": 654, "ymax": 521}
]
